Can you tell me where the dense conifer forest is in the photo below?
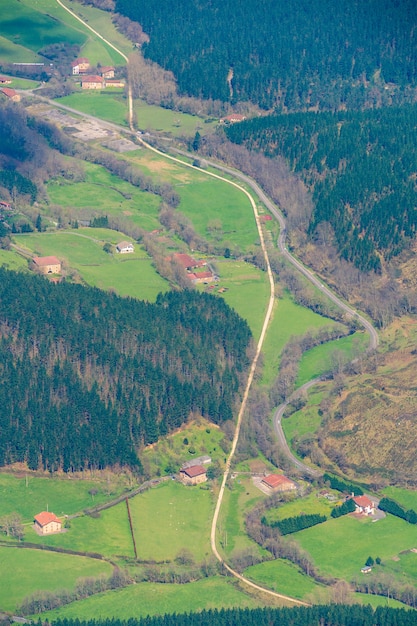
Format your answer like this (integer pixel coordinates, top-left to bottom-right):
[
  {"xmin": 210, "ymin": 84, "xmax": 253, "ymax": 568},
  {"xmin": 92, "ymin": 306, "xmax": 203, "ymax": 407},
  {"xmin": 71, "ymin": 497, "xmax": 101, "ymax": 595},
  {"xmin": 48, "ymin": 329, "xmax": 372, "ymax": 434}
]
[
  {"xmin": 0, "ymin": 269, "xmax": 251, "ymax": 472},
  {"xmin": 115, "ymin": 0, "xmax": 417, "ymax": 111},
  {"xmin": 50, "ymin": 604, "xmax": 417, "ymax": 626},
  {"xmin": 225, "ymin": 105, "xmax": 417, "ymax": 271}
]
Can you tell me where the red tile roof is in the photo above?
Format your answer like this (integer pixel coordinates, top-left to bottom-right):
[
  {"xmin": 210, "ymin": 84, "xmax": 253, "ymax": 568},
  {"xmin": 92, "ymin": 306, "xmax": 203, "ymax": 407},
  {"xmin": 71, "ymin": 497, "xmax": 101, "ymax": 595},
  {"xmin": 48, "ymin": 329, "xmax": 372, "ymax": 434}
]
[
  {"xmin": 72, "ymin": 58, "xmax": 89, "ymax": 66},
  {"xmin": 81, "ymin": 75, "xmax": 104, "ymax": 84},
  {"xmin": 174, "ymin": 253, "xmax": 198, "ymax": 269},
  {"xmin": 353, "ymin": 495, "xmax": 374, "ymax": 509},
  {"xmin": 1, "ymin": 87, "xmax": 17, "ymax": 98},
  {"xmin": 262, "ymin": 474, "xmax": 295, "ymax": 489},
  {"xmin": 33, "ymin": 256, "xmax": 61, "ymax": 266},
  {"xmin": 181, "ymin": 464, "xmax": 206, "ymax": 478},
  {"xmin": 34, "ymin": 511, "xmax": 61, "ymax": 526}
]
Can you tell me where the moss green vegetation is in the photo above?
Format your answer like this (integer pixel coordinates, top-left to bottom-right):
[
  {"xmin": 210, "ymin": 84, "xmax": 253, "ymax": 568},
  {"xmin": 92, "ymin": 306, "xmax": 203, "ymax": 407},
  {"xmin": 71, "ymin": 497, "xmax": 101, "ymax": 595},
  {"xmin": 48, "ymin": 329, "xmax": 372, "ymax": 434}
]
[
  {"xmin": 0, "ymin": 472, "xmax": 123, "ymax": 522},
  {"xmin": 215, "ymin": 260, "xmax": 270, "ymax": 339},
  {"xmin": 129, "ymin": 481, "xmax": 213, "ymax": 562},
  {"xmin": 281, "ymin": 388, "xmax": 324, "ymax": 449},
  {"xmin": 262, "ymin": 490, "xmax": 339, "ymax": 524},
  {"xmin": 0, "ymin": 248, "xmax": 28, "ymax": 271},
  {"xmin": 293, "ymin": 514, "xmax": 417, "ymax": 580},
  {"xmin": 244, "ymin": 559, "xmax": 322, "ymax": 600},
  {"xmin": 0, "ymin": 35, "xmax": 43, "ymax": 63},
  {"xmin": 47, "ymin": 160, "xmax": 161, "ymax": 232},
  {"xmin": 15, "ymin": 230, "xmax": 169, "ymax": 301},
  {"xmin": 0, "ymin": 546, "xmax": 112, "ymax": 613},
  {"xmin": 261, "ymin": 295, "xmax": 339, "ymax": 387},
  {"xmin": 135, "ymin": 101, "xmax": 217, "ymax": 137},
  {"xmin": 42, "ymin": 577, "xmax": 263, "ymax": 621},
  {"xmin": 27, "ymin": 500, "xmax": 134, "ymax": 558},
  {"xmin": 219, "ymin": 479, "xmax": 265, "ymax": 557},
  {"xmin": 382, "ymin": 487, "xmax": 417, "ymax": 511},
  {"xmin": 1, "ymin": 0, "xmax": 87, "ymax": 54},
  {"xmin": 297, "ymin": 331, "xmax": 368, "ymax": 386},
  {"xmin": 59, "ymin": 93, "xmax": 129, "ymax": 128},
  {"xmin": 140, "ymin": 419, "xmax": 225, "ymax": 478}
]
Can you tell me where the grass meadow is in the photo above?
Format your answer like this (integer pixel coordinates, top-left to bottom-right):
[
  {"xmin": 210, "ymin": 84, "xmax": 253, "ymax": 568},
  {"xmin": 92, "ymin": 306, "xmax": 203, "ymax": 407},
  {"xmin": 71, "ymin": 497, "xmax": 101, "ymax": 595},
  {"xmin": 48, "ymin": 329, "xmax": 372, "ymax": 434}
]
[
  {"xmin": 14, "ymin": 230, "xmax": 169, "ymax": 301},
  {"xmin": 281, "ymin": 386, "xmax": 326, "ymax": 448},
  {"xmin": 59, "ymin": 92, "xmax": 129, "ymax": 127},
  {"xmin": 129, "ymin": 481, "xmax": 213, "ymax": 562},
  {"xmin": 47, "ymin": 160, "xmax": 161, "ymax": 232},
  {"xmin": 219, "ymin": 478, "xmax": 265, "ymax": 557},
  {"xmin": 292, "ymin": 513, "xmax": 417, "ymax": 580},
  {"xmin": 262, "ymin": 490, "xmax": 340, "ymax": 524},
  {"xmin": 2, "ymin": 0, "xmax": 87, "ymax": 54},
  {"xmin": 244, "ymin": 559, "xmax": 322, "ymax": 601},
  {"xmin": 297, "ymin": 331, "xmax": 369, "ymax": 386},
  {"xmin": 0, "ymin": 472, "xmax": 123, "ymax": 522},
  {"xmin": 214, "ymin": 260, "xmax": 270, "ymax": 339},
  {"xmin": 0, "ymin": 547, "xmax": 112, "ymax": 613},
  {"xmin": 382, "ymin": 487, "xmax": 417, "ymax": 511},
  {"xmin": 0, "ymin": 34, "xmax": 43, "ymax": 63},
  {"xmin": 261, "ymin": 295, "xmax": 339, "ymax": 387},
  {"xmin": 42, "ymin": 577, "xmax": 264, "ymax": 621},
  {"xmin": 27, "ymin": 499, "xmax": 135, "ymax": 558},
  {"xmin": 140, "ymin": 418, "xmax": 226, "ymax": 478}
]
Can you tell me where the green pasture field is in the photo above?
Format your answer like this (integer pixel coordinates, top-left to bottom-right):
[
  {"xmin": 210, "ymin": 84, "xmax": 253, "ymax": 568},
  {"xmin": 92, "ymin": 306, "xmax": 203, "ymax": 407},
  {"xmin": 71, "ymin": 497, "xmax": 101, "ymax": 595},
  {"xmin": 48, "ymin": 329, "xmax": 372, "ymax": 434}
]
[
  {"xmin": 0, "ymin": 34, "xmax": 42, "ymax": 63},
  {"xmin": 27, "ymin": 499, "xmax": 134, "ymax": 558},
  {"xmin": 219, "ymin": 478, "xmax": 265, "ymax": 557},
  {"xmin": 58, "ymin": 92, "xmax": 129, "ymax": 127},
  {"xmin": 42, "ymin": 577, "xmax": 264, "ymax": 621},
  {"xmin": 353, "ymin": 593, "xmax": 410, "ymax": 609},
  {"xmin": 3, "ymin": 76, "xmax": 40, "ymax": 89},
  {"xmin": 292, "ymin": 513, "xmax": 417, "ymax": 580},
  {"xmin": 1, "ymin": 0, "xmax": 86, "ymax": 54},
  {"xmin": 47, "ymin": 160, "xmax": 161, "ymax": 232},
  {"xmin": 244, "ymin": 559, "xmax": 322, "ymax": 601},
  {"xmin": 214, "ymin": 260, "xmax": 270, "ymax": 339},
  {"xmin": 177, "ymin": 175, "xmax": 258, "ymax": 252},
  {"xmin": 0, "ymin": 472, "xmax": 122, "ymax": 522},
  {"xmin": 281, "ymin": 386, "xmax": 326, "ymax": 448},
  {"xmin": 297, "ymin": 331, "xmax": 368, "ymax": 386},
  {"xmin": 382, "ymin": 487, "xmax": 417, "ymax": 511},
  {"xmin": 261, "ymin": 294, "xmax": 339, "ymax": 387},
  {"xmin": 381, "ymin": 550, "xmax": 417, "ymax": 587},
  {"xmin": 14, "ymin": 230, "xmax": 169, "ymax": 301},
  {"xmin": 141, "ymin": 419, "xmax": 226, "ymax": 478},
  {"xmin": 262, "ymin": 489, "xmax": 341, "ymax": 524},
  {"xmin": 0, "ymin": 546, "xmax": 112, "ymax": 613},
  {"xmin": 129, "ymin": 480, "xmax": 213, "ymax": 562},
  {"xmin": 19, "ymin": 0, "xmax": 128, "ymax": 65},
  {"xmin": 0, "ymin": 248, "xmax": 28, "ymax": 271},
  {"xmin": 135, "ymin": 101, "xmax": 217, "ymax": 137}
]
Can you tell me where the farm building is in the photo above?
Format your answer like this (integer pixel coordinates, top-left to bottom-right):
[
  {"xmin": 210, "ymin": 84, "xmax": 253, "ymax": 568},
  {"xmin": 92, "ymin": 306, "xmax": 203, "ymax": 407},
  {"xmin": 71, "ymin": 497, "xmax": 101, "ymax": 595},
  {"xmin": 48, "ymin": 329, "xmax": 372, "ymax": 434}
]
[
  {"xmin": 361, "ymin": 566, "xmax": 372, "ymax": 574},
  {"xmin": 220, "ymin": 114, "xmax": 246, "ymax": 123},
  {"xmin": 173, "ymin": 253, "xmax": 206, "ymax": 270},
  {"xmin": 32, "ymin": 256, "xmax": 61, "ymax": 275},
  {"xmin": 81, "ymin": 75, "xmax": 104, "ymax": 90},
  {"xmin": 180, "ymin": 465, "xmax": 207, "ymax": 486},
  {"xmin": 261, "ymin": 473, "xmax": 297, "ymax": 493},
  {"xmin": 104, "ymin": 79, "xmax": 125, "ymax": 88},
  {"xmin": 34, "ymin": 511, "xmax": 62, "ymax": 535},
  {"xmin": 1, "ymin": 87, "xmax": 20, "ymax": 102},
  {"xmin": 352, "ymin": 495, "xmax": 376, "ymax": 516},
  {"xmin": 100, "ymin": 66, "xmax": 115, "ymax": 78},
  {"xmin": 116, "ymin": 241, "xmax": 134, "ymax": 254},
  {"xmin": 72, "ymin": 57, "xmax": 90, "ymax": 75},
  {"xmin": 0, "ymin": 76, "xmax": 12, "ymax": 84}
]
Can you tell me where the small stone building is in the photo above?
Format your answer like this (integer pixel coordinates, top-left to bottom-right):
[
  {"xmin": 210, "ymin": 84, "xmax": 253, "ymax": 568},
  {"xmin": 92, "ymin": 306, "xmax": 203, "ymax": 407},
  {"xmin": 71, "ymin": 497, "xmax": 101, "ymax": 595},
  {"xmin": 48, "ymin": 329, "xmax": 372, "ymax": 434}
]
[
  {"xmin": 116, "ymin": 241, "xmax": 134, "ymax": 254},
  {"xmin": 180, "ymin": 464, "xmax": 207, "ymax": 486},
  {"xmin": 34, "ymin": 511, "xmax": 62, "ymax": 535},
  {"xmin": 32, "ymin": 256, "xmax": 61, "ymax": 275},
  {"xmin": 261, "ymin": 473, "xmax": 297, "ymax": 493}
]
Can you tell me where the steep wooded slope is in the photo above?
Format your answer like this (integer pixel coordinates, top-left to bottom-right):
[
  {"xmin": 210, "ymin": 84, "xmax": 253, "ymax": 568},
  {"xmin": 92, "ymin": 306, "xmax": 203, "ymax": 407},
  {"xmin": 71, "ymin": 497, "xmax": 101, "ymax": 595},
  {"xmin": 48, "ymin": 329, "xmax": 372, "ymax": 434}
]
[
  {"xmin": 226, "ymin": 105, "xmax": 417, "ymax": 272},
  {"xmin": 0, "ymin": 269, "xmax": 251, "ymax": 472},
  {"xmin": 115, "ymin": 0, "xmax": 417, "ymax": 110}
]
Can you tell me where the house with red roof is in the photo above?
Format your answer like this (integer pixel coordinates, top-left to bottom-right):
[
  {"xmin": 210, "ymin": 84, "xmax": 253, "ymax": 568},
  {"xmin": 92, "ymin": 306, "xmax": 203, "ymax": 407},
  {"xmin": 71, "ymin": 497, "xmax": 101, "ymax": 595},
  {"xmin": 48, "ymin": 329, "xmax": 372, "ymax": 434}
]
[
  {"xmin": 0, "ymin": 87, "xmax": 20, "ymax": 102},
  {"xmin": 221, "ymin": 114, "xmax": 246, "ymax": 123},
  {"xmin": 71, "ymin": 57, "xmax": 90, "ymax": 75},
  {"xmin": 34, "ymin": 511, "xmax": 62, "ymax": 535},
  {"xmin": 261, "ymin": 473, "xmax": 297, "ymax": 493},
  {"xmin": 81, "ymin": 75, "xmax": 104, "ymax": 90},
  {"xmin": 32, "ymin": 256, "xmax": 61, "ymax": 275},
  {"xmin": 99, "ymin": 66, "xmax": 115, "ymax": 79},
  {"xmin": 352, "ymin": 495, "xmax": 376, "ymax": 516},
  {"xmin": 0, "ymin": 77, "xmax": 12, "ymax": 84},
  {"xmin": 180, "ymin": 464, "xmax": 207, "ymax": 486}
]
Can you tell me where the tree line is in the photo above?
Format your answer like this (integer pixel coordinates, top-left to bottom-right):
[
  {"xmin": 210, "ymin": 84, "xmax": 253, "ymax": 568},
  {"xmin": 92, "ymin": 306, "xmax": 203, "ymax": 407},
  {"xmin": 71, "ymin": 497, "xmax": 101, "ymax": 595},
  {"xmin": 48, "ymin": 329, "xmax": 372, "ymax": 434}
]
[
  {"xmin": 49, "ymin": 604, "xmax": 417, "ymax": 626},
  {"xmin": 0, "ymin": 269, "xmax": 251, "ymax": 473}
]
